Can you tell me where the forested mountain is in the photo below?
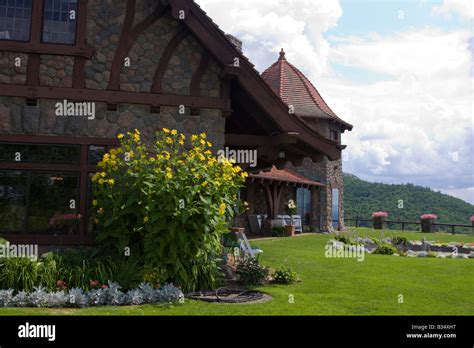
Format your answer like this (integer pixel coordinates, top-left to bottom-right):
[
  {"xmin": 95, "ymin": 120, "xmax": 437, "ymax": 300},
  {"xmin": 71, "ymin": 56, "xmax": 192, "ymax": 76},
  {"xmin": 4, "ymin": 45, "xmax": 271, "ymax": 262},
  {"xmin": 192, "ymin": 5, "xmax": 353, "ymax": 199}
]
[{"xmin": 343, "ymin": 173, "xmax": 473, "ymax": 231}]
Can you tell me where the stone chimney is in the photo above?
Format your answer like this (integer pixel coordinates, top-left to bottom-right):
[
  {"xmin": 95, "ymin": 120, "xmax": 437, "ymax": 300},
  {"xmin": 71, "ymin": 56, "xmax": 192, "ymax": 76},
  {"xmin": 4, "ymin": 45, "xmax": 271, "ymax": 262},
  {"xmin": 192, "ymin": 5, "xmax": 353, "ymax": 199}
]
[{"xmin": 225, "ymin": 34, "xmax": 243, "ymax": 53}]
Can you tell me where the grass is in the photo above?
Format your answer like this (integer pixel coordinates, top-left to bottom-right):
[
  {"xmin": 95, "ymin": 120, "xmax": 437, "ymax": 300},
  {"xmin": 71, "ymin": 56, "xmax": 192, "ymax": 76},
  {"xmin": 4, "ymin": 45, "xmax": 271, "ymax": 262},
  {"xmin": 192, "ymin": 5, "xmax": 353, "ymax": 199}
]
[{"xmin": 0, "ymin": 228, "xmax": 472, "ymax": 316}]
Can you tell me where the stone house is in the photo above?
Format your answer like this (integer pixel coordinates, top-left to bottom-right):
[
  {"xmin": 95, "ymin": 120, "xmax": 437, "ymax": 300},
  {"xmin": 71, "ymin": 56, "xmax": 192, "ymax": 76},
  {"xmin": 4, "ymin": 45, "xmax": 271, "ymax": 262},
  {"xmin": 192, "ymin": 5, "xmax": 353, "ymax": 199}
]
[{"xmin": 0, "ymin": 0, "xmax": 352, "ymax": 246}]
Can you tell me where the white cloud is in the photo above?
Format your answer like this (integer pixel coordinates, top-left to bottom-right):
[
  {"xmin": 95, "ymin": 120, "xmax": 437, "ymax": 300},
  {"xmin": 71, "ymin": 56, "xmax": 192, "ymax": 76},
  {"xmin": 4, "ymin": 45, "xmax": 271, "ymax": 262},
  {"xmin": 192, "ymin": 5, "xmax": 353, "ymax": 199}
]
[
  {"xmin": 432, "ymin": 0, "xmax": 474, "ymax": 20},
  {"xmin": 323, "ymin": 28, "xmax": 473, "ymax": 193},
  {"xmin": 196, "ymin": 0, "xmax": 342, "ymax": 75}
]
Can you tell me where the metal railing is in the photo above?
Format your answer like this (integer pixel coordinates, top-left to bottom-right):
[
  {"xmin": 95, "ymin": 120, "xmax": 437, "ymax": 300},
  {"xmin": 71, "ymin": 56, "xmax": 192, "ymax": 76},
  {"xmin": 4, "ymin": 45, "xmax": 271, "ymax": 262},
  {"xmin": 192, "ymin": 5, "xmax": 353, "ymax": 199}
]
[{"xmin": 344, "ymin": 218, "xmax": 474, "ymax": 235}]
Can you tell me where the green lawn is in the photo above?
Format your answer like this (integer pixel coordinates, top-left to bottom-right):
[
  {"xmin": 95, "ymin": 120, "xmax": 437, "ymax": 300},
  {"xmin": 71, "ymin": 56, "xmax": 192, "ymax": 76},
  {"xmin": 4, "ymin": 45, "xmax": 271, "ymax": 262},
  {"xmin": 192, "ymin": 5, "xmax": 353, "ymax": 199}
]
[{"xmin": 0, "ymin": 228, "xmax": 473, "ymax": 316}]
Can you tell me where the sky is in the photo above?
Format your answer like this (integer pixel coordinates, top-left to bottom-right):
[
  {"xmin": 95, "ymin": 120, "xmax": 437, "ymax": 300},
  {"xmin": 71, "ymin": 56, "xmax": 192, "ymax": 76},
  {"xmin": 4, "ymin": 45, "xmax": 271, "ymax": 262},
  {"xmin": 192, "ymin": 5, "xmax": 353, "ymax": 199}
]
[{"xmin": 196, "ymin": 0, "xmax": 474, "ymax": 204}]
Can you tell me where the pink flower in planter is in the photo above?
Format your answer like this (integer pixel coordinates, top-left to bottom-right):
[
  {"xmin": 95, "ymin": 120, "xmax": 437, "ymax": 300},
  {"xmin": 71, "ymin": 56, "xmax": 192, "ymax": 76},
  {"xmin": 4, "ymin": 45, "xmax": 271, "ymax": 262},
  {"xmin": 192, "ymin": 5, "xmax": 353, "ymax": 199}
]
[
  {"xmin": 470, "ymin": 216, "xmax": 474, "ymax": 222},
  {"xmin": 372, "ymin": 212, "xmax": 388, "ymax": 218},
  {"xmin": 420, "ymin": 214, "xmax": 437, "ymax": 220}
]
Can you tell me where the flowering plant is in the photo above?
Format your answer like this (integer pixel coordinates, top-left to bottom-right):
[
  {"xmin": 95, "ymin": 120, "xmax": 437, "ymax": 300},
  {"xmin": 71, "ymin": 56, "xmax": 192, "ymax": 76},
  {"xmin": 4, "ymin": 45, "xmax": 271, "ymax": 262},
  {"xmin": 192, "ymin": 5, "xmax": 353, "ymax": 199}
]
[
  {"xmin": 92, "ymin": 129, "xmax": 246, "ymax": 292},
  {"xmin": 470, "ymin": 216, "xmax": 474, "ymax": 222},
  {"xmin": 372, "ymin": 212, "xmax": 388, "ymax": 218},
  {"xmin": 286, "ymin": 200, "xmax": 297, "ymax": 216},
  {"xmin": 420, "ymin": 214, "xmax": 438, "ymax": 220}
]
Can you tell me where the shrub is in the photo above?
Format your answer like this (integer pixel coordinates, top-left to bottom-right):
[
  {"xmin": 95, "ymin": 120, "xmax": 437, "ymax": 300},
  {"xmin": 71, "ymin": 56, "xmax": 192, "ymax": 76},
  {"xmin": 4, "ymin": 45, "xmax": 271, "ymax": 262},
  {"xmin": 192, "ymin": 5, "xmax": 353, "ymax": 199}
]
[
  {"xmin": 0, "ymin": 250, "xmax": 145, "ymax": 292},
  {"xmin": 391, "ymin": 236, "xmax": 408, "ymax": 246},
  {"xmin": 273, "ymin": 266, "xmax": 298, "ymax": 284},
  {"xmin": 236, "ymin": 258, "xmax": 269, "ymax": 286},
  {"xmin": 272, "ymin": 226, "xmax": 286, "ymax": 237},
  {"xmin": 373, "ymin": 244, "xmax": 398, "ymax": 255},
  {"xmin": 334, "ymin": 234, "xmax": 351, "ymax": 244},
  {"xmin": 92, "ymin": 129, "xmax": 246, "ymax": 292}
]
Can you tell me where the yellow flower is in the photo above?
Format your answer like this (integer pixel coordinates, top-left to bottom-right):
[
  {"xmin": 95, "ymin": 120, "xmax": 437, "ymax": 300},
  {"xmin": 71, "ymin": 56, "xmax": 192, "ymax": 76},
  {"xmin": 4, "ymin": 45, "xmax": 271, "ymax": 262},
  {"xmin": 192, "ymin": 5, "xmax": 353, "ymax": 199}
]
[
  {"xmin": 241, "ymin": 172, "xmax": 249, "ymax": 179},
  {"xmin": 98, "ymin": 179, "xmax": 105, "ymax": 185},
  {"xmin": 200, "ymin": 139, "xmax": 206, "ymax": 146},
  {"xmin": 179, "ymin": 139, "xmax": 185, "ymax": 145},
  {"xmin": 200, "ymin": 133, "xmax": 206, "ymax": 139},
  {"xmin": 204, "ymin": 150, "xmax": 212, "ymax": 156},
  {"xmin": 165, "ymin": 137, "xmax": 173, "ymax": 144},
  {"xmin": 118, "ymin": 134, "xmax": 124, "ymax": 139},
  {"xmin": 202, "ymin": 181, "xmax": 208, "ymax": 187},
  {"xmin": 134, "ymin": 129, "xmax": 140, "ymax": 135},
  {"xmin": 134, "ymin": 134, "xmax": 140, "ymax": 142},
  {"xmin": 219, "ymin": 203, "xmax": 226, "ymax": 216},
  {"xmin": 166, "ymin": 172, "xmax": 173, "ymax": 180},
  {"xmin": 163, "ymin": 128, "xmax": 170, "ymax": 133},
  {"xmin": 180, "ymin": 134, "xmax": 186, "ymax": 140},
  {"xmin": 191, "ymin": 135, "xmax": 198, "ymax": 141},
  {"xmin": 92, "ymin": 200, "xmax": 98, "ymax": 206},
  {"xmin": 199, "ymin": 154, "xmax": 206, "ymax": 161},
  {"xmin": 108, "ymin": 179, "xmax": 115, "ymax": 185},
  {"xmin": 207, "ymin": 141, "xmax": 212, "ymax": 147},
  {"xmin": 171, "ymin": 129, "xmax": 178, "ymax": 135},
  {"xmin": 144, "ymin": 216, "xmax": 149, "ymax": 223},
  {"xmin": 163, "ymin": 151, "xmax": 171, "ymax": 160},
  {"xmin": 233, "ymin": 166, "xmax": 242, "ymax": 173}
]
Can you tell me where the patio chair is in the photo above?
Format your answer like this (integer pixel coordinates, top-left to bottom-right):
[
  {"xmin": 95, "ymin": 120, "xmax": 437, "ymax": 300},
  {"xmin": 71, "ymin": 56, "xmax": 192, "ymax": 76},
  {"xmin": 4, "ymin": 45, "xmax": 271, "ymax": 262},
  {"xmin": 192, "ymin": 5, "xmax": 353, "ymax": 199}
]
[
  {"xmin": 292, "ymin": 215, "xmax": 303, "ymax": 234},
  {"xmin": 234, "ymin": 231, "xmax": 263, "ymax": 259}
]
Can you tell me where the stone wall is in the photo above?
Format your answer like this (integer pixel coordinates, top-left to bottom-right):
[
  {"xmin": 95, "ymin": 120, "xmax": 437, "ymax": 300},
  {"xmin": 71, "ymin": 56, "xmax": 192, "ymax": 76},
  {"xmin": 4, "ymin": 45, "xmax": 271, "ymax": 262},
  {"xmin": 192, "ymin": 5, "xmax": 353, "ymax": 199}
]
[
  {"xmin": 286, "ymin": 156, "xmax": 345, "ymax": 233},
  {"xmin": 40, "ymin": 55, "xmax": 74, "ymax": 88},
  {"xmin": 0, "ymin": 52, "xmax": 28, "ymax": 84},
  {"xmin": 0, "ymin": 97, "xmax": 224, "ymax": 149},
  {"xmin": 83, "ymin": 3, "xmax": 221, "ymax": 96}
]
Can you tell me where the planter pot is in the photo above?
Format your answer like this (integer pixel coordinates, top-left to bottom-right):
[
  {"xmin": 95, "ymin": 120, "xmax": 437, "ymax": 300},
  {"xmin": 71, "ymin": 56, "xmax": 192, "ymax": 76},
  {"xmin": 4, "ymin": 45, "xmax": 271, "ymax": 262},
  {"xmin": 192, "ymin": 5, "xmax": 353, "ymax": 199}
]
[
  {"xmin": 229, "ymin": 227, "xmax": 244, "ymax": 239},
  {"xmin": 421, "ymin": 219, "xmax": 436, "ymax": 233},
  {"xmin": 373, "ymin": 217, "xmax": 387, "ymax": 230},
  {"xmin": 285, "ymin": 225, "xmax": 296, "ymax": 237}
]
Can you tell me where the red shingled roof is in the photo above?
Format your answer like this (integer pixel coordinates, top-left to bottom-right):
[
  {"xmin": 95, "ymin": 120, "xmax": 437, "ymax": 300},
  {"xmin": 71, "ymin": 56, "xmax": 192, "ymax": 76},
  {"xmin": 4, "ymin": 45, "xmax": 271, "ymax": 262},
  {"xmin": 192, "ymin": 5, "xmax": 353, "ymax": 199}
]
[
  {"xmin": 262, "ymin": 49, "xmax": 353, "ymax": 131},
  {"xmin": 250, "ymin": 166, "xmax": 324, "ymax": 187}
]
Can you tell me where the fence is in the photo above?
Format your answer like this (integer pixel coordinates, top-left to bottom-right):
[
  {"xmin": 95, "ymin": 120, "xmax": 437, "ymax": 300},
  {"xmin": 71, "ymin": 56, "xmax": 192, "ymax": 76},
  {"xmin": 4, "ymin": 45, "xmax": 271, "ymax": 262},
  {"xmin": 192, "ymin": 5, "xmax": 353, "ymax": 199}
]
[{"xmin": 345, "ymin": 218, "xmax": 474, "ymax": 235}]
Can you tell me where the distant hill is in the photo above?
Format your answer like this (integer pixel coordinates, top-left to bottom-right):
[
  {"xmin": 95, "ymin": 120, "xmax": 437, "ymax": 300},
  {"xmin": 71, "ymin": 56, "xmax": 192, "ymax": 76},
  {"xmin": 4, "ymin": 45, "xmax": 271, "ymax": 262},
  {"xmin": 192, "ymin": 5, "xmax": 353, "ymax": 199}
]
[{"xmin": 343, "ymin": 173, "xmax": 474, "ymax": 232}]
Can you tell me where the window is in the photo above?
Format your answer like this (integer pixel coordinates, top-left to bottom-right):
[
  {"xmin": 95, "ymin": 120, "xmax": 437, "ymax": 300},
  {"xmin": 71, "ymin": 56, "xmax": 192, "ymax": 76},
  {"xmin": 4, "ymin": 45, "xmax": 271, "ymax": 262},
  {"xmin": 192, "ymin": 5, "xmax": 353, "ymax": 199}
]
[
  {"xmin": 296, "ymin": 188, "xmax": 312, "ymax": 226},
  {"xmin": 0, "ymin": 143, "xmax": 80, "ymax": 164},
  {"xmin": 332, "ymin": 188, "xmax": 340, "ymax": 230},
  {"xmin": 0, "ymin": 138, "xmax": 117, "ymax": 240},
  {"xmin": 330, "ymin": 130, "xmax": 339, "ymax": 141},
  {"xmin": 42, "ymin": 0, "xmax": 77, "ymax": 44},
  {"xmin": 0, "ymin": 0, "xmax": 33, "ymax": 41}
]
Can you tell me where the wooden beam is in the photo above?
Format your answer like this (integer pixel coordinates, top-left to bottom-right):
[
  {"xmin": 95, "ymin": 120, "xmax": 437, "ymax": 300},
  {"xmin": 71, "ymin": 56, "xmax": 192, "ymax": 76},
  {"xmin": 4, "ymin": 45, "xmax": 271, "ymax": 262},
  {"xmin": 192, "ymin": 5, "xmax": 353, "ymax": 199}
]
[
  {"xmin": 151, "ymin": 27, "xmax": 190, "ymax": 93},
  {"xmin": 0, "ymin": 84, "xmax": 231, "ymax": 110},
  {"xmin": 0, "ymin": 41, "xmax": 95, "ymax": 59},
  {"xmin": 107, "ymin": 1, "xmax": 167, "ymax": 90}
]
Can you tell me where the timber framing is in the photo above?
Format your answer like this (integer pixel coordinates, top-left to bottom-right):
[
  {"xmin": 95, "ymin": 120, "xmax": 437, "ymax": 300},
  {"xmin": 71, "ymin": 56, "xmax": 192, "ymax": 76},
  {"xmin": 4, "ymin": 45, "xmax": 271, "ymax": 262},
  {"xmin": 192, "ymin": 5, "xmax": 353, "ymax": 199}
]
[
  {"xmin": 0, "ymin": 84, "xmax": 231, "ymax": 111},
  {"xmin": 107, "ymin": 0, "xmax": 168, "ymax": 91},
  {"xmin": 151, "ymin": 27, "xmax": 190, "ymax": 94}
]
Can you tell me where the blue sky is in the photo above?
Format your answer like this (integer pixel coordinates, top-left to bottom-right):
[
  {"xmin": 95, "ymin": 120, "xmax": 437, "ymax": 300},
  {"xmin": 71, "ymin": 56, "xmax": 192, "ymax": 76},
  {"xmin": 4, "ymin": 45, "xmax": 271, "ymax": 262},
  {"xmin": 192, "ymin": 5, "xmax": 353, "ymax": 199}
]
[{"xmin": 197, "ymin": 0, "xmax": 474, "ymax": 204}]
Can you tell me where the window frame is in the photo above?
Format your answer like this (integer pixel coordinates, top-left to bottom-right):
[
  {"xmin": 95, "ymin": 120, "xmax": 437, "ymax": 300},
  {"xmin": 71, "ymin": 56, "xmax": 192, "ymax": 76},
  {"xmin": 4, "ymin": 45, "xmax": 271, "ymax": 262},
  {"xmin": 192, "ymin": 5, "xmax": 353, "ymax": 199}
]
[
  {"xmin": 0, "ymin": 134, "xmax": 118, "ymax": 245},
  {"xmin": 0, "ymin": 0, "xmax": 34, "ymax": 42},
  {"xmin": 0, "ymin": 0, "xmax": 93, "ymax": 58}
]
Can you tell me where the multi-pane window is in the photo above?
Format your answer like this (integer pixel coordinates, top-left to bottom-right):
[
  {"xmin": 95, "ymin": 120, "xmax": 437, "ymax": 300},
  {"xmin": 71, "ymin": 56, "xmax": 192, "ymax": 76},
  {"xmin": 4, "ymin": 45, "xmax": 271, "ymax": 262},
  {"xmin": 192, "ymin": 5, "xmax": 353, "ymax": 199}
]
[
  {"xmin": 296, "ymin": 188, "xmax": 312, "ymax": 226},
  {"xmin": 330, "ymin": 130, "xmax": 339, "ymax": 142},
  {"xmin": 0, "ymin": 0, "xmax": 33, "ymax": 41},
  {"xmin": 0, "ymin": 141, "xmax": 115, "ymax": 236},
  {"xmin": 42, "ymin": 0, "xmax": 77, "ymax": 44}
]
